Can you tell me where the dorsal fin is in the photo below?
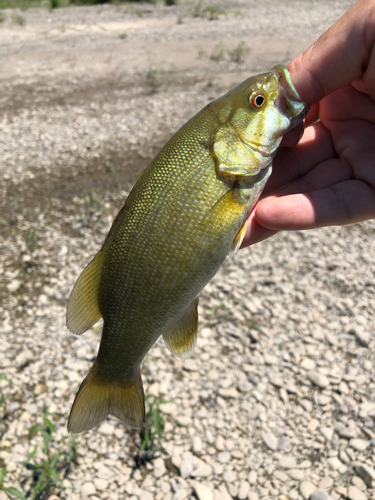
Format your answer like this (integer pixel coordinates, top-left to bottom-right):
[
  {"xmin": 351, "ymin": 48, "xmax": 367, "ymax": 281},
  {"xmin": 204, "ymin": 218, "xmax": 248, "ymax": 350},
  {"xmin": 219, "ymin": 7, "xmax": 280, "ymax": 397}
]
[
  {"xmin": 66, "ymin": 250, "xmax": 104, "ymax": 335},
  {"xmin": 162, "ymin": 298, "xmax": 199, "ymax": 360}
]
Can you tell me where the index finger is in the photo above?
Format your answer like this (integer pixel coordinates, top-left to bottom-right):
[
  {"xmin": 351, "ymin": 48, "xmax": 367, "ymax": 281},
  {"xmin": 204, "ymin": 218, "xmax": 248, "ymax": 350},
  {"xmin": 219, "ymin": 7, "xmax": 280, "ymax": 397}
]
[{"xmin": 287, "ymin": 0, "xmax": 375, "ymax": 105}]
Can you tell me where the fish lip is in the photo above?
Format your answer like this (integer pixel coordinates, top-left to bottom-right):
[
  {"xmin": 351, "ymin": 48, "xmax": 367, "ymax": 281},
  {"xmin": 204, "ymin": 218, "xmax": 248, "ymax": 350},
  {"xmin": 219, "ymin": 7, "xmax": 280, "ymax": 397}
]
[{"xmin": 271, "ymin": 64, "xmax": 310, "ymax": 119}]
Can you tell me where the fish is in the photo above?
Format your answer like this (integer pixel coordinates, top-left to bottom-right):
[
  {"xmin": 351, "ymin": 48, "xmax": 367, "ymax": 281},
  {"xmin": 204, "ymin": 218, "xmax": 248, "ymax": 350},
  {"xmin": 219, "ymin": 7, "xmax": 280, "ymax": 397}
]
[{"xmin": 66, "ymin": 64, "xmax": 308, "ymax": 433}]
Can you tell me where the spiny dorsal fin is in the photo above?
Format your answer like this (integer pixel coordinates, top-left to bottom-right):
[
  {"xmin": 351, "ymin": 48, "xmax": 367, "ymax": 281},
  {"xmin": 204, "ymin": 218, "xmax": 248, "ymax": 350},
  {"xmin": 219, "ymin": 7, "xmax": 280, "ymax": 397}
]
[
  {"xmin": 162, "ymin": 298, "xmax": 199, "ymax": 360},
  {"xmin": 67, "ymin": 366, "xmax": 145, "ymax": 433},
  {"xmin": 229, "ymin": 219, "xmax": 248, "ymax": 257},
  {"xmin": 66, "ymin": 251, "xmax": 104, "ymax": 335}
]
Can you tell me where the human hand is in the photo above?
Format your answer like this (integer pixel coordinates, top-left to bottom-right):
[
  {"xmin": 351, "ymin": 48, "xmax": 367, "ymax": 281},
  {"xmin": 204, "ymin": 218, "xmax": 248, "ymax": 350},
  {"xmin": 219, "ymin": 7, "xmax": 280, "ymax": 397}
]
[{"xmin": 242, "ymin": 0, "xmax": 375, "ymax": 247}]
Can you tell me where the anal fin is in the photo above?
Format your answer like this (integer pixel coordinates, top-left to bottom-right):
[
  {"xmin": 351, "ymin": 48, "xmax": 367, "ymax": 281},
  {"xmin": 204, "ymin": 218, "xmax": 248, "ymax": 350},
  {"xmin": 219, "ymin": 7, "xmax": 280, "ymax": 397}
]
[
  {"xmin": 162, "ymin": 298, "xmax": 199, "ymax": 360},
  {"xmin": 229, "ymin": 219, "xmax": 248, "ymax": 257},
  {"xmin": 66, "ymin": 250, "xmax": 104, "ymax": 335}
]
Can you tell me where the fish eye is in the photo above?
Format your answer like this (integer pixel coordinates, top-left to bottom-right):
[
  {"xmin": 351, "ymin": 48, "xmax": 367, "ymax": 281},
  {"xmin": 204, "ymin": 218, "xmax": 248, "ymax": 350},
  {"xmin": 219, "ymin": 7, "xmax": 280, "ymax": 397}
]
[{"xmin": 250, "ymin": 92, "xmax": 266, "ymax": 109}]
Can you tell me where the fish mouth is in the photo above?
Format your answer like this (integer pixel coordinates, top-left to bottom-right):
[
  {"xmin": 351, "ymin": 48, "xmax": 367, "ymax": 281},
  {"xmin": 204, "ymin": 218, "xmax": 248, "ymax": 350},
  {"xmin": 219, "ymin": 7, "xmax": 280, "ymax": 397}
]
[{"xmin": 271, "ymin": 64, "xmax": 309, "ymax": 122}]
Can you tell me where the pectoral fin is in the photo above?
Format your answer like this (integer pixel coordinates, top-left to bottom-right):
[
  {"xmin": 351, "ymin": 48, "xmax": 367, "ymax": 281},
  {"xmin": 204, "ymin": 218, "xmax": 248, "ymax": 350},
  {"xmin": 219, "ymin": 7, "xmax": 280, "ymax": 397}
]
[
  {"xmin": 66, "ymin": 251, "xmax": 104, "ymax": 335},
  {"xmin": 229, "ymin": 219, "xmax": 248, "ymax": 257},
  {"xmin": 162, "ymin": 298, "xmax": 199, "ymax": 360}
]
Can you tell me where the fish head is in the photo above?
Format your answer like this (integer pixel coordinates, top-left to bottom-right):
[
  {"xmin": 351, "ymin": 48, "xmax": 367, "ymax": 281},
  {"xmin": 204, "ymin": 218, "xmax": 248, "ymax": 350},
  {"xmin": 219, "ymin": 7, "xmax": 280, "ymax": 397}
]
[{"xmin": 217, "ymin": 65, "xmax": 309, "ymax": 171}]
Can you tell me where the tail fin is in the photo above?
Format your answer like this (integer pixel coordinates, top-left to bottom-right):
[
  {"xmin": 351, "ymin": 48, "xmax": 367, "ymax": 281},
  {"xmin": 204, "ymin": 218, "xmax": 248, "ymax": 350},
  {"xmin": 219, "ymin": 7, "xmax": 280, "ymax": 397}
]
[{"xmin": 67, "ymin": 367, "xmax": 145, "ymax": 433}]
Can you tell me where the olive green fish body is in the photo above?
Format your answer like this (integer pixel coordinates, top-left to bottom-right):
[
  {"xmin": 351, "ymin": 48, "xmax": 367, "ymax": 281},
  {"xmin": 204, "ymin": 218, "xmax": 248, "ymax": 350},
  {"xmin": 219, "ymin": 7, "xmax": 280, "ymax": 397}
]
[{"xmin": 66, "ymin": 65, "xmax": 308, "ymax": 433}]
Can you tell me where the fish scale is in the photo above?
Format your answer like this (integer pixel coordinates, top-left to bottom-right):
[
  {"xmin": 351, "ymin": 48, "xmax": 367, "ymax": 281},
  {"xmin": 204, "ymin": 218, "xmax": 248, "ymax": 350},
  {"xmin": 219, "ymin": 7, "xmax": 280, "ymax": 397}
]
[{"xmin": 66, "ymin": 64, "xmax": 308, "ymax": 433}]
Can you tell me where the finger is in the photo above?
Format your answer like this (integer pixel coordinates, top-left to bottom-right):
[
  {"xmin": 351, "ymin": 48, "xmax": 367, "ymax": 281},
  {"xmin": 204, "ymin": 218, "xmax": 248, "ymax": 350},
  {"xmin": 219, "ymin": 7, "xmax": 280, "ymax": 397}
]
[
  {"xmin": 280, "ymin": 122, "xmax": 304, "ymax": 148},
  {"xmin": 240, "ymin": 210, "xmax": 279, "ymax": 248},
  {"xmin": 255, "ymin": 179, "xmax": 375, "ymax": 230},
  {"xmin": 276, "ymin": 158, "xmax": 354, "ymax": 197},
  {"xmin": 287, "ymin": 0, "xmax": 375, "ymax": 104},
  {"xmin": 261, "ymin": 122, "xmax": 336, "ymax": 197}
]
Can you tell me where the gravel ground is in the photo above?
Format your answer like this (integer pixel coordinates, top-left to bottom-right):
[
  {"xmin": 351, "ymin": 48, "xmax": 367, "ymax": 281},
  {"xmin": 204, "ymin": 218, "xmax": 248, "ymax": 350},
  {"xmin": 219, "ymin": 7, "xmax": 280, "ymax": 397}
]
[{"xmin": 2, "ymin": 1, "xmax": 375, "ymax": 500}]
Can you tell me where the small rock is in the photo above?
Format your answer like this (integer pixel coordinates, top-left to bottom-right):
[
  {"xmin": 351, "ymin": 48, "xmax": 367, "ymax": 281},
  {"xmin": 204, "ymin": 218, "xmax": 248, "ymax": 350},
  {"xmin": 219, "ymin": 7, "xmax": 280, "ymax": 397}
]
[
  {"xmin": 310, "ymin": 490, "xmax": 333, "ymax": 500},
  {"xmin": 349, "ymin": 439, "xmax": 369, "ymax": 451},
  {"xmin": 192, "ymin": 436, "xmax": 203, "ymax": 454},
  {"xmin": 98, "ymin": 421, "xmax": 115, "ymax": 435},
  {"xmin": 81, "ymin": 482, "xmax": 96, "ymax": 500},
  {"xmin": 34, "ymin": 383, "xmax": 47, "ymax": 395},
  {"xmin": 191, "ymin": 462, "xmax": 212, "ymax": 478},
  {"xmin": 223, "ymin": 470, "xmax": 236, "ymax": 482},
  {"xmin": 261, "ymin": 431, "xmax": 278, "ymax": 451},
  {"xmin": 15, "ymin": 349, "xmax": 34, "ymax": 368},
  {"xmin": 237, "ymin": 481, "xmax": 250, "ymax": 500},
  {"xmin": 299, "ymin": 481, "xmax": 317, "ymax": 500},
  {"xmin": 319, "ymin": 476, "xmax": 333, "ymax": 489},
  {"xmin": 354, "ymin": 463, "xmax": 375, "ymax": 487},
  {"xmin": 153, "ymin": 457, "xmax": 166, "ymax": 478},
  {"xmin": 7, "ymin": 279, "xmax": 22, "ymax": 293},
  {"xmin": 320, "ymin": 427, "xmax": 333, "ymax": 441},
  {"xmin": 279, "ymin": 455, "xmax": 296, "ymax": 469},
  {"xmin": 139, "ymin": 491, "xmax": 153, "ymax": 500},
  {"xmin": 327, "ymin": 457, "xmax": 341, "ymax": 471},
  {"xmin": 160, "ymin": 403, "xmax": 177, "ymax": 415},
  {"xmin": 93, "ymin": 478, "xmax": 108, "ymax": 491},
  {"xmin": 338, "ymin": 427, "xmax": 357, "ymax": 439},
  {"xmin": 217, "ymin": 484, "xmax": 232, "ymax": 500},
  {"xmin": 349, "ymin": 325, "xmax": 370, "ymax": 347},
  {"xmin": 179, "ymin": 455, "xmax": 197, "ymax": 478},
  {"xmin": 287, "ymin": 469, "xmax": 304, "ymax": 480},
  {"xmin": 308, "ymin": 371, "xmax": 329, "ymax": 389},
  {"xmin": 192, "ymin": 482, "xmax": 213, "ymax": 500},
  {"xmin": 347, "ymin": 486, "xmax": 366, "ymax": 500},
  {"xmin": 248, "ymin": 493, "xmax": 259, "ymax": 500}
]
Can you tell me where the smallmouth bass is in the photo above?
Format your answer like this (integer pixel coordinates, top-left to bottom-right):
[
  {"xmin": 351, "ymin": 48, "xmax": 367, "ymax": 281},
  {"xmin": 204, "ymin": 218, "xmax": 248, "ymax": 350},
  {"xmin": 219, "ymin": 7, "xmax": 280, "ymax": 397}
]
[{"xmin": 66, "ymin": 65, "xmax": 308, "ymax": 433}]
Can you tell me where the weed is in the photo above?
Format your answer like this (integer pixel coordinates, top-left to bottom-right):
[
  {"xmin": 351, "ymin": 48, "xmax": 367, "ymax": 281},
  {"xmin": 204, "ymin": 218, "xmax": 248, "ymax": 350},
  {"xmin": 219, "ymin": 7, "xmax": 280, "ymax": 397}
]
[
  {"xmin": 12, "ymin": 13, "xmax": 25, "ymax": 25},
  {"xmin": 0, "ymin": 413, "xmax": 78, "ymax": 500},
  {"xmin": 146, "ymin": 67, "xmax": 169, "ymax": 93},
  {"xmin": 26, "ymin": 229, "xmax": 38, "ymax": 249},
  {"xmin": 210, "ymin": 41, "xmax": 225, "ymax": 62},
  {"xmin": 130, "ymin": 396, "xmax": 169, "ymax": 463},
  {"xmin": 135, "ymin": 9, "xmax": 143, "ymax": 17},
  {"xmin": 0, "ymin": 11, "xmax": 6, "ymax": 22},
  {"xmin": 140, "ymin": 396, "xmax": 165, "ymax": 453},
  {"xmin": 202, "ymin": 5, "xmax": 223, "ymax": 21},
  {"xmin": 118, "ymin": 30, "xmax": 128, "ymax": 39},
  {"xmin": 50, "ymin": 0, "xmax": 59, "ymax": 9},
  {"xmin": 165, "ymin": 0, "xmax": 176, "ymax": 5},
  {"xmin": 197, "ymin": 47, "xmax": 207, "ymax": 59},
  {"xmin": 85, "ymin": 189, "xmax": 105, "ymax": 213},
  {"xmin": 192, "ymin": 0, "xmax": 203, "ymax": 17},
  {"xmin": 228, "ymin": 40, "xmax": 250, "ymax": 62}
]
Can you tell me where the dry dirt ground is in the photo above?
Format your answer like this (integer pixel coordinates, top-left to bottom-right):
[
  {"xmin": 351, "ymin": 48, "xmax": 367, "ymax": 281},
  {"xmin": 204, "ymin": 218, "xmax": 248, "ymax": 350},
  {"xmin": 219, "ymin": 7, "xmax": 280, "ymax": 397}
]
[{"xmin": 3, "ymin": 1, "xmax": 375, "ymax": 500}]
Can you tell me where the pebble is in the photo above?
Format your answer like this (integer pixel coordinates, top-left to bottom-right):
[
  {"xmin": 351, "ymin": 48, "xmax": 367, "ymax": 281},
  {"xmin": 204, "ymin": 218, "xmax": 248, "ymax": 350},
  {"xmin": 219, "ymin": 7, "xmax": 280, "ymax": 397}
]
[
  {"xmin": 237, "ymin": 481, "xmax": 250, "ymax": 500},
  {"xmin": 310, "ymin": 490, "xmax": 333, "ymax": 500},
  {"xmin": 248, "ymin": 493, "xmax": 259, "ymax": 500},
  {"xmin": 279, "ymin": 455, "xmax": 297, "ymax": 469},
  {"xmin": 192, "ymin": 436, "xmax": 203, "ymax": 454},
  {"xmin": 93, "ymin": 478, "xmax": 108, "ymax": 491},
  {"xmin": 347, "ymin": 486, "xmax": 367, "ymax": 500},
  {"xmin": 299, "ymin": 481, "xmax": 317, "ymax": 499},
  {"xmin": 349, "ymin": 439, "xmax": 369, "ymax": 451},
  {"xmin": 349, "ymin": 325, "xmax": 370, "ymax": 347},
  {"xmin": 261, "ymin": 431, "xmax": 278, "ymax": 451},
  {"xmin": 191, "ymin": 482, "xmax": 213, "ymax": 500},
  {"xmin": 179, "ymin": 456, "xmax": 197, "ymax": 478},
  {"xmin": 354, "ymin": 463, "xmax": 375, "ymax": 487},
  {"xmin": 307, "ymin": 371, "xmax": 329, "ymax": 389},
  {"xmin": 81, "ymin": 482, "xmax": 96, "ymax": 500}
]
